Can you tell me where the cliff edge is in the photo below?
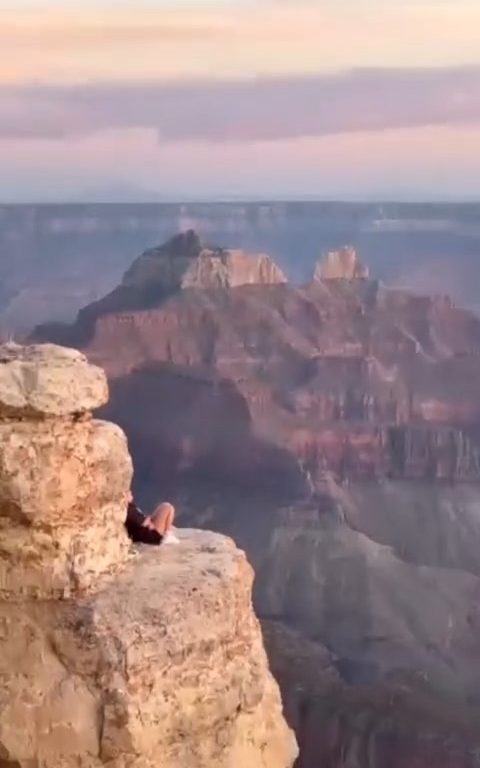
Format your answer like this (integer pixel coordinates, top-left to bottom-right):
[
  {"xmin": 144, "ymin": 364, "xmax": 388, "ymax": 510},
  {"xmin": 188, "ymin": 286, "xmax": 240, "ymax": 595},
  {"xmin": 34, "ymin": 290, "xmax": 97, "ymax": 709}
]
[{"xmin": 0, "ymin": 342, "xmax": 297, "ymax": 768}]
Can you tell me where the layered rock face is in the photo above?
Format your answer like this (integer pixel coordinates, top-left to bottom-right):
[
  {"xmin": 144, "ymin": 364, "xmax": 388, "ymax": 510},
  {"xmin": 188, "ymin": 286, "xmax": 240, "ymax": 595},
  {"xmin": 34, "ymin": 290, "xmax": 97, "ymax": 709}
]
[
  {"xmin": 0, "ymin": 342, "xmax": 296, "ymax": 768},
  {"xmin": 4, "ymin": 201, "xmax": 480, "ymax": 337},
  {"xmin": 314, "ymin": 246, "xmax": 369, "ymax": 280},
  {"xmin": 177, "ymin": 480, "xmax": 480, "ymax": 768},
  {"xmin": 123, "ymin": 229, "xmax": 287, "ymax": 291},
  {"xmin": 32, "ymin": 233, "xmax": 480, "ymax": 767},
  {"xmin": 263, "ymin": 620, "xmax": 480, "ymax": 768},
  {"xmin": 35, "ymin": 237, "xmax": 480, "ymax": 487},
  {"xmin": 0, "ymin": 343, "xmax": 131, "ymax": 599}
]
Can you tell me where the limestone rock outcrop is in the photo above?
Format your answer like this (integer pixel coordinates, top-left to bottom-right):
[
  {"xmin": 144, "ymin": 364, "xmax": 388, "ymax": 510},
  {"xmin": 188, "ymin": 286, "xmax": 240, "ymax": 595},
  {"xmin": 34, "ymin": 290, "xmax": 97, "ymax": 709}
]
[
  {"xmin": 122, "ymin": 229, "xmax": 288, "ymax": 291},
  {"xmin": 0, "ymin": 342, "xmax": 297, "ymax": 768},
  {"xmin": 314, "ymin": 246, "xmax": 369, "ymax": 280},
  {"xmin": 0, "ymin": 342, "xmax": 108, "ymax": 418},
  {"xmin": 0, "ymin": 343, "xmax": 131, "ymax": 600}
]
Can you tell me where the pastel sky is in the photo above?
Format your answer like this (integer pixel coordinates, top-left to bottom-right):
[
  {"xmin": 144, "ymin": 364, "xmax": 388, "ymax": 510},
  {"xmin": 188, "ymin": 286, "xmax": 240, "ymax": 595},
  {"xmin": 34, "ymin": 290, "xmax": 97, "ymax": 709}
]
[{"xmin": 2, "ymin": 0, "xmax": 480, "ymax": 201}]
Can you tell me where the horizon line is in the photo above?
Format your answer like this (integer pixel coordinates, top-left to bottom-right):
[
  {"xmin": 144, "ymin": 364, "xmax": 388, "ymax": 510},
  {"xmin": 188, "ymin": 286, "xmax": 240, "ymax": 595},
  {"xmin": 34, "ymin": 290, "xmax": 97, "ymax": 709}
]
[{"xmin": 1, "ymin": 197, "xmax": 480, "ymax": 207}]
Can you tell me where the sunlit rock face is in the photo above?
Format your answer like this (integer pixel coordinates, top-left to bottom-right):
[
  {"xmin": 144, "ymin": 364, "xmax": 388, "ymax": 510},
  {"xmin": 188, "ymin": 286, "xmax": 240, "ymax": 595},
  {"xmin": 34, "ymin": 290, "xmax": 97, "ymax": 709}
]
[
  {"xmin": 123, "ymin": 229, "xmax": 288, "ymax": 291},
  {"xmin": 0, "ymin": 342, "xmax": 297, "ymax": 768},
  {"xmin": 4, "ymin": 201, "xmax": 480, "ymax": 337},
  {"xmin": 32, "ymin": 234, "xmax": 480, "ymax": 767},
  {"xmin": 314, "ymin": 246, "xmax": 370, "ymax": 281},
  {"xmin": 0, "ymin": 343, "xmax": 132, "ymax": 599},
  {"xmin": 0, "ymin": 342, "xmax": 108, "ymax": 418}
]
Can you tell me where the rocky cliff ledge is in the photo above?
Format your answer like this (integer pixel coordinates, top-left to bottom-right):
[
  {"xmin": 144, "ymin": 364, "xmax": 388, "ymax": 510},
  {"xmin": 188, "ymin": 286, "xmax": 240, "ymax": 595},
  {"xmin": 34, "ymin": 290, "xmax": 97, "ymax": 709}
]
[{"xmin": 0, "ymin": 343, "xmax": 297, "ymax": 768}]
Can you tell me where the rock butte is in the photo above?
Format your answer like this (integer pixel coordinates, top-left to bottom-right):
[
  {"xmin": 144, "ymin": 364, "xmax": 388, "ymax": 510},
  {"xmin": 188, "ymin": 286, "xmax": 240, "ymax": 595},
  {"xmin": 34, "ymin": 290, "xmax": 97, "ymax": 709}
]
[
  {"xmin": 314, "ymin": 246, "xmax": 369, "ymax": 281},
  {"xmin": 3, "ymin": 203, "xmax": 480, "ymax": 338},
  {"xmin": 123, "ymin": 229, "xmax": 288, "ymax": 291},
  {"xmin": 0, "ymin": 342, "xmax": 297, "ymax": 768}
]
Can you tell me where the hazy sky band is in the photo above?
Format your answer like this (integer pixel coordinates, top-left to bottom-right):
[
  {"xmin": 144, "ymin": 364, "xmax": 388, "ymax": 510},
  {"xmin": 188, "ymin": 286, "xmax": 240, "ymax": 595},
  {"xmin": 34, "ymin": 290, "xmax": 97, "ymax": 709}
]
[
  {"xmin": 1, "ymin": 0, "xmax": 480, "ymax": 200},
  {"xmin": 2, "ymin": 2, "xmax": 480, "ymax": 83}
]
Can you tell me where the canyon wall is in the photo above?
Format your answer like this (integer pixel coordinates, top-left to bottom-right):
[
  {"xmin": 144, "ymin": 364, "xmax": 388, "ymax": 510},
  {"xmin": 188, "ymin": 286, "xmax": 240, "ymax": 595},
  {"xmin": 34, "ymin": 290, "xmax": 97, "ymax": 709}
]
[
  {"xmin": 32, "ymin": 232, "xmax": 480, "ymax": 767},
  {"xmin": 3, "ymin": 201, "xmax": 480, "ymax": 335},
  {"xmin": 0, "ymin": 343, "xmax": 297, "ymax": 768},
  {"xmin": 176, "ymin": 478, "xmax": 480, "ymax": 768}
]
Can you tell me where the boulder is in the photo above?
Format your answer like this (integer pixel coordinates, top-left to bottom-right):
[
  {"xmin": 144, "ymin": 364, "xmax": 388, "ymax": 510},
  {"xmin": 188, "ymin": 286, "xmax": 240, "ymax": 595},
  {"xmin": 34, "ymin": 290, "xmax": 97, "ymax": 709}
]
[
  {"xmin": 0, "ymin": 342, "xmax": 108, "ymax": 418},
  {"xmin": 0, "ymin": 343, "xmax": 131, "ymax": 600},
  {"xmin": 0, "ymin": 417, "xmax": 133, "ymax": 599}
]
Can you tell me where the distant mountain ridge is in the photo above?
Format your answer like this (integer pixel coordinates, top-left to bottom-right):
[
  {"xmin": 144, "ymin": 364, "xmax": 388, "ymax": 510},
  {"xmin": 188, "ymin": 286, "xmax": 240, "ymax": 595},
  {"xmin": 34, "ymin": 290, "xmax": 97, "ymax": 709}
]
[{"xmin": 2, "ymin": 200, "xmax": 480, "ymax": 336}]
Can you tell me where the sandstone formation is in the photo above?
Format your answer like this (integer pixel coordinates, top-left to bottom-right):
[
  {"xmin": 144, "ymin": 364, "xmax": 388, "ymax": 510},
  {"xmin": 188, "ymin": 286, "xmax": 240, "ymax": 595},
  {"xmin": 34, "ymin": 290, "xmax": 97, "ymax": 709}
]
[
  {"xmin": 0, "ymin": 343, "xmax": 131, "ymax": 600},
  {"xmin": 4, "ymin": 202, "xmax": 480, "ymax": 337},
  {"xmin": 0, "ymin": 342, "xmax": 108, "ymax": 418},
  {"xmin": 0, "ymin": 342, "xmax": 297, "ymax": 768},
  {"xmin": 314, "ymin": 246, "xmax": 370, "ymax": 281},
  {"xmin": 32, "ymin": 234, "xmax": 480, "ymax": 767},
  {"xmin": 123, "ymin": 229, "xmax": 287, "ymax": 291}
]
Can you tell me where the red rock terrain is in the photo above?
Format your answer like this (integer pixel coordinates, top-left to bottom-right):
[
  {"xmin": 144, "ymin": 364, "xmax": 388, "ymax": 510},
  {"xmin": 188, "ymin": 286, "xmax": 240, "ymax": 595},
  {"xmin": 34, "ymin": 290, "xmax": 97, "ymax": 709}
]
[{"xmin": 34, "ymin": 230, "xmax": 480, "ymax": 768}]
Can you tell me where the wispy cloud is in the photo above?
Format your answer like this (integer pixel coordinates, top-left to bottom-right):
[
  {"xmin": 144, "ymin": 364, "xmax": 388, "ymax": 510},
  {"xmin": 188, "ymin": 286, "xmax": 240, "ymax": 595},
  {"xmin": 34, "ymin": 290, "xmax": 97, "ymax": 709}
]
[
  {"xmin": 2, "ymin": 3, "xmax": 480, "ymax": 83},
  {"xmin": 1, "ymin": 67, "xmax": 479, "ymax": 143}
]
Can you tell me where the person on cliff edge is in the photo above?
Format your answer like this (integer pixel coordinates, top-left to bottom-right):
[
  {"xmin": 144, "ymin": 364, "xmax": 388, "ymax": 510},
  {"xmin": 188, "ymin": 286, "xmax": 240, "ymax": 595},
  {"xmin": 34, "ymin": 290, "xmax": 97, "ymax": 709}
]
[{"xmin": 125, "ymin": 493, "xmax": 179, "ymax": 545}]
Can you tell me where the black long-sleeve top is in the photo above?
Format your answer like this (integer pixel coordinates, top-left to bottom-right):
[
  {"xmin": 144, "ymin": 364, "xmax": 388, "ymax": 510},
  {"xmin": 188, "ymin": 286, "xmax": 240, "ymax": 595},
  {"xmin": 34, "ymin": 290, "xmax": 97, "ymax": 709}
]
[{"xmin": 125, "ymin": 502, "xmax": 162, "ymax": 545}]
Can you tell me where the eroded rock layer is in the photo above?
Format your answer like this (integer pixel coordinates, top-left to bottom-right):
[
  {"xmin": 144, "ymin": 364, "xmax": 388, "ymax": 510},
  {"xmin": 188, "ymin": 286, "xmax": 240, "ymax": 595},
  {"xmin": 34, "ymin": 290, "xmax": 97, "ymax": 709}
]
[
  {"xmin": 32, "ymin": 233, "xmax": 480, "ymax": 767},
  {"xmin": 123, "ymin": 229, "xmax": 288, "ymax": 291},
  {"xmin": 314, "ymin": 246, "xmax": 369, "ymax": 281},
  {"xmin": 0, "ymin": 531, "xmax": 297, "ymax": 768},
  {"xmin": 0, "ymin": 342, "xmax": 297, "ymax": 768},
  {"xmin": 0, "ymin": 343, "xmax": 132, "ymax": 600}
]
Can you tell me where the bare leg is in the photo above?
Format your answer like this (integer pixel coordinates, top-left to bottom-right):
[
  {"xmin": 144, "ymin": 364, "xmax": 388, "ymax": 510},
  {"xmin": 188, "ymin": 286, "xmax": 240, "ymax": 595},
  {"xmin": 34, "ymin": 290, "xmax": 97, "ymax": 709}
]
[{"xmin": 151, "ymin": 503, "xmax": 175, "ymax": 536}]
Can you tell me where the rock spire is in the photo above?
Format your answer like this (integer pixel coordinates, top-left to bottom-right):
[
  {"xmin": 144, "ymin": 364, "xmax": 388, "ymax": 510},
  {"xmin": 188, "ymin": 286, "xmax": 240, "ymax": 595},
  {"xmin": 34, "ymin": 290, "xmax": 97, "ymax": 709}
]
[{"xmin": 314, "ymin": 246, "xmax": 369, "ymax": 280}]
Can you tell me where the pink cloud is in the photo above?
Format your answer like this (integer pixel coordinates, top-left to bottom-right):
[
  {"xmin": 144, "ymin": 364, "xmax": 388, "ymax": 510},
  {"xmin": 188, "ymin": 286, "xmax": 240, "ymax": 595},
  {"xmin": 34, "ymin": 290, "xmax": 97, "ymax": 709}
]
[
  {"xmin": 0, "ymin": 68, "xmax": 480, "ymax": 143},
  {"xmin": 3, "ymin": 125, "xmax": 480, "ymax": 202}
]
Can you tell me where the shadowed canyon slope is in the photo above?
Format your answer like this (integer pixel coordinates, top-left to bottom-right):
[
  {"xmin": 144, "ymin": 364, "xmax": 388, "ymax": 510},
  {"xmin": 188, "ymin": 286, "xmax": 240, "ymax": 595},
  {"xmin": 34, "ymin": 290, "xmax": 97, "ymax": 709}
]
[
  {"xmin": 34, "ymin": 231, "xmax": 480, "ymax": 767},
  {"xmin": 0, "ymin": 342, "xmax": 296, "ymax": 768}
]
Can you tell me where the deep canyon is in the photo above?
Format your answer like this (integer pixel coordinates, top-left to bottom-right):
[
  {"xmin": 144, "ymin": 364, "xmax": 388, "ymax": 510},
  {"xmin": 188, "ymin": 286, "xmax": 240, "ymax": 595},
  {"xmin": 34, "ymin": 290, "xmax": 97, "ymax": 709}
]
[{"xmin": 32, "ymin": 228, "xmax": 480, "ymax": 767}]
